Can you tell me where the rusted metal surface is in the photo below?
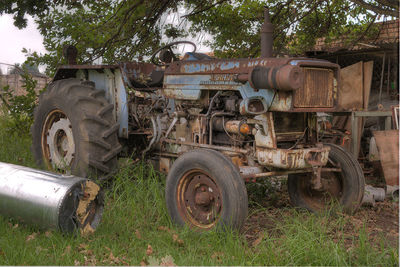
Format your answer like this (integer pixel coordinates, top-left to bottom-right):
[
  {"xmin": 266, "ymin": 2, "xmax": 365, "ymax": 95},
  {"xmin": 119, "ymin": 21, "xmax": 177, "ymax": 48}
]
[
  {"xmin": 256, "ymin": 146, "xmax": 330, "ymax": 169},
  {"xmin": 338, "ymin": 62, "xmax": 364, "ymax": 110},
  {"xmin": 305, "ymin": 144, "xmax": 327, "ymax": 166},
  {"xmin": 176, "ymin": 169, "xmax": 222, "ymax": 228},
  {"xmin": 62, "ymin": 45, "xmax": 78, "ymax": 65},
  {"xmin": 208, "ymin": 112, "xmax": 235, "ymax": 145},
  {"xmin": 54, "ymin": 62, "xmax": 162, "ymax": 90},
  {"xmin": 159, "ymin": 157, "xmax": 170, "ymax": 173},
  {"xmin": 119, "ymin": 62, "xmax": 163, "ymax": 88},
  {"xmin": 168, "ymin": 57, "xmax": 338, "ymax": 75},
  {"xmin": 295, "ymin": 171, "xmax": 343, "ymax": 210},
  {"xmin": 242, "ymin": 169, "xmax": 312, "ymax": 179},
  {"xmin": 162, "ymin": 57, "xmax": 339, "ymax": 112},
  {"xmin": 293, "ymin": 68, "xmax": 334, "ymax": 108},
  {"xmin": 252, "ymin": 113, "xmax": 277, "ymax": 148},
  {"xmin": 166, "ymin": 57, "xmax": 334, "ymax": 75},
  {"xmin": 248, "ymin": 65, "xmax": 303, "ymax": 91},
  {"xmin": 268, "ymin": 91, "xmax": 292, "ymax": 111},
  {"xmin": 41, "ymin": 109, "xmax": 72, "ymax": 170},
  {"xmin": 212, "ymin": 119, "xmax": 252, "ymax": 135},
  {"xmin": 162, "ymin": 138, "xmax": 248, "ymax": 154},
  {"xmin": 260, "ymin": 8, "xmax": 274, "ymax": 58},
  {"xmin": 310, "ymin": 166, "xmax": 323, "ymax": 190},
  {"xmin": 58, "ymin": 64, "xmax": 118, "ymax": 70},
  {"xmin": 53, "ymin": 64, "xmax": 118, "ymax": 81},
  {"xmin": 270, "ymin": 90, "xmax": 339, "ymax": 112},
  {"xmin": 190, "ymin": 116, "xmax": 208, "ymax": 144},
  {"xmin": 239, "ymin": 166, "xmax": 264, "ymax": 177},
  {"xmin": 275, "ymin": 132, "xmax": 304, "ymax": 142},
  {"xmin": 373, "ymin": 130, "xmax": 399, "ymax": 186},
  {"xmin": 241, "ymin": 167, "xmax": 341, "ymax": 179}
]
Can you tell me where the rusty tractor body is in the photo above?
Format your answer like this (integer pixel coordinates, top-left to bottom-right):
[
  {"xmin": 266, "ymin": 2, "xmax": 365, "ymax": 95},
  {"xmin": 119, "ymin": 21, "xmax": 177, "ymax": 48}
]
[{"xmin": 32, "ymin": 8, "xmax": 365, "ymax": 230}]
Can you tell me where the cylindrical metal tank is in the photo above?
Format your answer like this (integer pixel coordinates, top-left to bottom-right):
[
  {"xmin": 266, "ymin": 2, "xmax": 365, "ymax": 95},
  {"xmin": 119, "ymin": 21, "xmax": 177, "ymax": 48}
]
[{"xmin": 0, "ymin": 162, "xmax": 104, "ymax": 234}]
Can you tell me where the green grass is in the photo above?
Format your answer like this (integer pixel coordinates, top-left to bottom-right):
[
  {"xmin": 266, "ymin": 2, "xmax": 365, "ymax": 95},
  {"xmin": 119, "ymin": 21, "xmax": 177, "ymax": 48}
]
[
  {"xmin": 0, "ymin": 115, "xmax": 398, "ymax": 266},
  {"xmin": 0, "ymin": 114, "xmax": 36, "ymax": 168}
]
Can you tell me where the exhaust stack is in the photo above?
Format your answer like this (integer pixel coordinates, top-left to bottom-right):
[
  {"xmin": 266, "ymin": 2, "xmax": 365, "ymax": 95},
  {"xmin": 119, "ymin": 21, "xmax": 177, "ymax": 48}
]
[{"xmin": 260, "ymin": 7, "xmax": 274, "ymax": 58}]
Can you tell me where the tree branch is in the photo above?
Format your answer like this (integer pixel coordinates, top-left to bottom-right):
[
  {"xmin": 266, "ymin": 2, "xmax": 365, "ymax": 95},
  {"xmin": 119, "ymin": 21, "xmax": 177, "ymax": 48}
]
[
  {"xmin": 376, "ymin": 0, "xmax": 399, "ymax": 9},
  {"xmin": 350, "ymin": 0, "xmax": 398, "ymax": 17},
  {"xmin": 349, "ymin": 15, "xmax": 378, "ymax": 48},
  {"xmin": 183, "ymin": 0, "xmax": 229, "ymax": 17}
]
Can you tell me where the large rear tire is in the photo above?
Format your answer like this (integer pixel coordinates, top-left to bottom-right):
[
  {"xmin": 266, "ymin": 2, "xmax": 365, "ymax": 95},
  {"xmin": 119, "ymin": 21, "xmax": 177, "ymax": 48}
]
[
  {"xmin": 32, "ymin": 78, "xmax": 122, "ymax": 177},
  {"xmin": 165, "ymin": 149, "xmax": 248, "ymax": 231},
  {"xmin": 288, "ymin": 144, "xmax": 365, "ymax": 213}
]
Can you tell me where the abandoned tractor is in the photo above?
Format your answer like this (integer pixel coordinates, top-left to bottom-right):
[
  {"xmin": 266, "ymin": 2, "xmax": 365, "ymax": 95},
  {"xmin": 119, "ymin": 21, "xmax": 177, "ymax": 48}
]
[{"xmin": 32, "ymin": 9, "xmax": 365, "ymax": 230}]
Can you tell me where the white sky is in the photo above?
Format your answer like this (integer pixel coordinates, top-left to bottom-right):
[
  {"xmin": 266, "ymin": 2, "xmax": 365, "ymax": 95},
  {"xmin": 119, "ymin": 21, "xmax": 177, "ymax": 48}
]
[{"xmin": 0, "ymin": 14, "xmax": 46, "ymax": 74}]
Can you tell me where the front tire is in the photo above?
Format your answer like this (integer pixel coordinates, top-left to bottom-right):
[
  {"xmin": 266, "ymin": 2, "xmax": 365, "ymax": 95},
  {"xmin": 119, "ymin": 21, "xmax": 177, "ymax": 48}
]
[
  {"xmin": 288, "ymin": 143, "xmax": 365, "ymax": 213},
  {"xmin": 165, "ymin": 149, "xmax": 248, "ymax": 231},
  {"xmin": 32, "ymin": 78, "xmax": 122, "ymax": 177}
]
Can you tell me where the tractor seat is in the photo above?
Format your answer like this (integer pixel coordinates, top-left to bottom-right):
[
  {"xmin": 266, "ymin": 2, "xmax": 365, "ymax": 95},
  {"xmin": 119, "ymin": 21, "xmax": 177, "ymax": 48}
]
[
  {"xmin": 129, "ymin": 69, "xmax": 164, "ymax": 88},
  {"xmin": 183, "ymin": 52, "xmax": 214, "ymax": 61},
  {"xmin": 122, "ymin": 61, "xmax": 164, "ymax": 88}
]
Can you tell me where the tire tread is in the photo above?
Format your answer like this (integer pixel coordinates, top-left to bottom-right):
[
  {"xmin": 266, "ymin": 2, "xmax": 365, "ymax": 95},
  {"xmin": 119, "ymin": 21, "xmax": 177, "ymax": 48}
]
[{"xmin": 32, "ymin": 78, "xmax": 120, "ymax": 177}]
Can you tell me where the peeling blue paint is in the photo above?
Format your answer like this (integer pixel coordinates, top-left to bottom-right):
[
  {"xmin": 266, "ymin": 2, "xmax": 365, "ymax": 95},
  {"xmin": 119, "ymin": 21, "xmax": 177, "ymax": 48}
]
[
  {"xmin": 183, "ymin": 61, "xmax": 241, "ymax": 73},
  {"xmin": 114, "ymin": 70, "xmax": 129, "ymax": 139},
  {"xmin": 87, "ymin": 68, "xmax": 129, "ymax": 139},
  {"xmin": 220, "ymin": 61, "xmax": 239, "ymax": 70},
  {"xmin": 163, "ymin": 73, "xmax": 274, "ymax": 110},
  {"xmin": 183, "ymin": 63, "xmax": 217, "ymax": 73},
  {"xmin": 238, "ymin": 82, "xmax": 275, "ymax": 113}
]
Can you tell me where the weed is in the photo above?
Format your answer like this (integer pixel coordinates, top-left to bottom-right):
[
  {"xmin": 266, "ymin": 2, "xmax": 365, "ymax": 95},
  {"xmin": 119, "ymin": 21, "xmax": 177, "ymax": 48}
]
[
  {"xmin": 0, "ymin": 114, "xmax": 398, "ymax": 266},
  {"xmin": 0, "ymin": 66, "xmax": 44, "ymax": 134},
  {"xmin": 0, "ymin": 114, "xmax": 35, "ymax": 167}
]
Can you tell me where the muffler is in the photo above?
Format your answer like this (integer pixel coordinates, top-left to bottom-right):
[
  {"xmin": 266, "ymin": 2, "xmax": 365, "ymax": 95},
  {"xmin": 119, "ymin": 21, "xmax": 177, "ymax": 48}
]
[{"xmin": 0, "ymin": 162, "xmax": 104, "ymax": 234}]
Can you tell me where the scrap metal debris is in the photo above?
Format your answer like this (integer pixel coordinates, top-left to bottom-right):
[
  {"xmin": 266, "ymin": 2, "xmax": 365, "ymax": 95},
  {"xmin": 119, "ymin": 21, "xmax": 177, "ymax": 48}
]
[
  {"xmin": 0, "ymin": 162, "xmax": 104, "ymax": 234},
  {"xmin": 362, "ymin": 184, "xmax": 399, "ymax": 207},
  {"xmin": 76, "ymin": 181, "xmax": 101, "ymax": 235}
]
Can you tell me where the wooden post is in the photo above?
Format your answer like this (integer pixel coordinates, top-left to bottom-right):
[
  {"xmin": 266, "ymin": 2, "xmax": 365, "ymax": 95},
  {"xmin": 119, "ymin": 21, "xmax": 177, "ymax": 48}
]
[
  {"xmin": 379, "ymin": 52, "xmax": 386, "ymax": 103},
  {"xmin": 351, "ymin": 111, "xmax": 358, "ymax": 157},
  {"xmin": 385, "ymin": 116, "xmax": 392, "ymax": 130},
  {"xmin": 386, "ymin": 56, "xmax": 391, "ymax": 96}
]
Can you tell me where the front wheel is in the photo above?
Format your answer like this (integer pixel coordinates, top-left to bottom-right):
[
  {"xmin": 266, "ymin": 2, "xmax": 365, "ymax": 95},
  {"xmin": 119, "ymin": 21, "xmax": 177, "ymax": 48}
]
[
  {"xmin": 165, "ymin": 149, "xmax": 248, "ymax": 231},
  {"xmin": 288, "ymin": 143, "xmax": 365, "ymax": 213}
]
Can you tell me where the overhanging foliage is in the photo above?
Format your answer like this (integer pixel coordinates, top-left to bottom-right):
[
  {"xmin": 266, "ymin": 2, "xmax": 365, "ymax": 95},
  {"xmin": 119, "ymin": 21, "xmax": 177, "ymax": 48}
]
[{"xmin": 0, "ymin": 0, "xmax": 397, "ymax": 74}]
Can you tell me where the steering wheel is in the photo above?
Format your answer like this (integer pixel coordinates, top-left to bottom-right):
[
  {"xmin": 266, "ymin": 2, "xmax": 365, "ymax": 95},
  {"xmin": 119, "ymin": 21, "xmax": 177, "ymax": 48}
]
[{"xmin": 150, "ymin": 41, "xmax": 197, "ymax": 66}]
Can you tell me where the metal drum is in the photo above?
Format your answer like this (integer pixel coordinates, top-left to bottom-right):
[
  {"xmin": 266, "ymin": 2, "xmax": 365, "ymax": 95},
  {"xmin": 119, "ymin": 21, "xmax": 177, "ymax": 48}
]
[{"xmin": 0, "ymin": 162, "xmax": 104, "ymax": 233}]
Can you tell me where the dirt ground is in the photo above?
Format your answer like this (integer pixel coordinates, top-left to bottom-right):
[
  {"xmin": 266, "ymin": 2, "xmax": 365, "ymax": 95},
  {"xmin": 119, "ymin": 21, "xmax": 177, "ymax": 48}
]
[{"xmin": 243, "ymin": 182, "xmax": 399, "ymax": 249}]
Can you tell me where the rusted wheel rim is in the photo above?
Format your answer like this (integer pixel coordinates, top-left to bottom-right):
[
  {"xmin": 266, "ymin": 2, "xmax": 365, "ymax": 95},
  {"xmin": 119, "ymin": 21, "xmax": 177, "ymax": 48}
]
[
  {"xmin": 176, "ymin": 169, "xmax": 222, "ymax": 229},
  {"xmin": 41, "ymin": 109, "xmax": 75, "ymax": 171},
  {"xmin": 299, "ymin": 163, "xmax": 343, "ymax": 211}
]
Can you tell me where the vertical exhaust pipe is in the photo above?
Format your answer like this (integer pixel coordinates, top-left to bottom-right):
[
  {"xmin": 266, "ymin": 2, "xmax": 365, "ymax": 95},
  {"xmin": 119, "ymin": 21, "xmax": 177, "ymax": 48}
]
[{"xmin": 260, "ymin": 7, "xmax": 274, "ymax": 58}]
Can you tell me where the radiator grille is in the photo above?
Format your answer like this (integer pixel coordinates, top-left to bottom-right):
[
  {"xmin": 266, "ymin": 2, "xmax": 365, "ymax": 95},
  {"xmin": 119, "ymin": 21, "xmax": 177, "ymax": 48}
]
[{"xmin": 293, "ymin": 68, "xmax": 334, "ymax": 108}]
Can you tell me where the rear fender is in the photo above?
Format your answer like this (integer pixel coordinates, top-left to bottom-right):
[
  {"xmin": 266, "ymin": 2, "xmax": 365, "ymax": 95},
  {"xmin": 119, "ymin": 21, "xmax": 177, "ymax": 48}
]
[{"xmin": 53, "ymin": 65, "xmax": 129, "ymax": 139}]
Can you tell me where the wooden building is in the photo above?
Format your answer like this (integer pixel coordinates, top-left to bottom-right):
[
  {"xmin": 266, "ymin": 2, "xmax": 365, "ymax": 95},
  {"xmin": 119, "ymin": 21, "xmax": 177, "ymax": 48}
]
[{"xmin": 306, "ymin": 19, "xmax": 399, "ymax": 111}]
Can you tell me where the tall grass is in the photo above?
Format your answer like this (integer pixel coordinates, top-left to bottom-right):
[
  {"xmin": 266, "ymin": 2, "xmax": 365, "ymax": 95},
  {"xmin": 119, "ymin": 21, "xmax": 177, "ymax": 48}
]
[
  {"xmin": 0, "ymin": 113, "xmax": 35, "ymax": 167},
  {"xmin": 0, "ymin": 114, "xmax": 398, "ymax": 266}
]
